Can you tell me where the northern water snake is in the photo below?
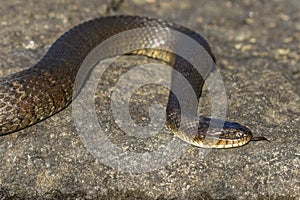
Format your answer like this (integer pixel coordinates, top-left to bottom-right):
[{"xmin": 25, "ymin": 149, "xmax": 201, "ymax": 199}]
[{"xmin": 0, "ymin": 15, "xmax": 266, "ymax": 148}]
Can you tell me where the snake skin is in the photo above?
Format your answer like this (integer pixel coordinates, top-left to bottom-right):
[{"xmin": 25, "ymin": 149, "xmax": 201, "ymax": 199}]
[{"xmin": 0, "ymin": 16, "xmax": 260, "ymax": 148}]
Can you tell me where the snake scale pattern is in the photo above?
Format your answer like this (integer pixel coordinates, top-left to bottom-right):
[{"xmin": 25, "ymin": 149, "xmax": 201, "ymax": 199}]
[{"xmin": 0, "ymin": 16, "xmax": 266, "ymax": 148}]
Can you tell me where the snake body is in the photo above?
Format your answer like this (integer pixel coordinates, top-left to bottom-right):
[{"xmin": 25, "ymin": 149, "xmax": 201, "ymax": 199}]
[{"xmin": 0, "ymin": 16, "xmax": 264, "ymax": 148}]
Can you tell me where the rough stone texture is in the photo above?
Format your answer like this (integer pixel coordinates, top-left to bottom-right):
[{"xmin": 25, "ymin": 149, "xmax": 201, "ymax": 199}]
[{"xmin": 0, "ymin": 0, "xmax": 299, "ymax": 199}]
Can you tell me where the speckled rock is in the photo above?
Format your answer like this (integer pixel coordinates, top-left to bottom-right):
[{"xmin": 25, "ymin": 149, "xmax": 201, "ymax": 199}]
[{"xmin": 0, "ymin": 0, "xmax": 298, "ymax": 199}]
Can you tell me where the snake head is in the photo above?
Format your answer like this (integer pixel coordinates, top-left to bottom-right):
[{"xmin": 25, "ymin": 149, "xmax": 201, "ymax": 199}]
[
  {"xmin": 184, "ymin": 118, "xmax": 253, "ymax": 148},
  {"xmin": 220, "ymin": 121, "xmax": 253, "ymax": 140},
  {"xmin": 195, "ymin": 120, "xmax": 254, "ymax": 148},
  {"xmin": 198, "ymin": 119, "xmax": 268, "ymax": 148},
  {"xmin": 169, "ymin": 114, "xmax": 267, "ymax": 148},
  {"xmin": 221, "ymin": 121, "xmax": 269, "ymax": 142}
]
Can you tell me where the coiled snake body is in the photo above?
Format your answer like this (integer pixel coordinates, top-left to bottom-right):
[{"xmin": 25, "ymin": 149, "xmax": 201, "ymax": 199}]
[{"xmin": 0, "ymin": 16, "xmax": 266, "ymax": 148}]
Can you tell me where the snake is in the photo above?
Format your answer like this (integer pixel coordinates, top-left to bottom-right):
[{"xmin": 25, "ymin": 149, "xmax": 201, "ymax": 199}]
[{"xmin": 0, "ymin": 15, "xmax": 267, "ymax": 148}]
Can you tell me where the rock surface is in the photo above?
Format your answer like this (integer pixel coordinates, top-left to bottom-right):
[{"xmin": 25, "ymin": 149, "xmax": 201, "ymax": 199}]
[{"xmin": 0, "ymin": 0, "xmax": 299, "ymax": 199}]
